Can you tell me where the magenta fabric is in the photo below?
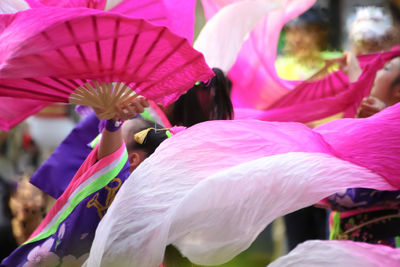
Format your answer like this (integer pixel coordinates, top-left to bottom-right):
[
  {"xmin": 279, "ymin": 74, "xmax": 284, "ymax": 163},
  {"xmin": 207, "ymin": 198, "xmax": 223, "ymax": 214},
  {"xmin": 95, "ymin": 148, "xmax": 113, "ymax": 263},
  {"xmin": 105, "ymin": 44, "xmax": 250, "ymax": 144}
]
[
  {"xmin": 315, "ymin": 103, "xmax": 400, "ymax": 189},
  {"xmin": 201, "ymin": 1, "xmax": 399, "ymax": 126},
  {"xmin": 269, "ymin": 240, "xmax": 400, "ymax": 267},
  {"xmin": 86, "ymin": 102, "xmax": 400, "ymax": 266},
  {"xmin": 234, "ymin": 48, "xmax": 400, "ymax": 123},
  {"xmin": 199, "ymin": 0, "xmax": 315, "ymax": 108},
  {"xmin": 199, "ymin": 0, "xmax": 314, "ymax": 109},
  {"xmin": 0, "ymin": 97, "xmax": 49, "ymax": 130},
  {"xmin": 269, "ymin": 48, "xmax": 400, "ymax": 110},
  {"xmin": 26, "ymin": 0, "xmax": 106, "ymax": 9},
  {"xmin": 28, "ymin": 0, "xmax": 196, "ymax": 42},
  {"xmin": 0, "ymin": 8, "xmax": 213, "ymax": 128},
  {"xmin": 0, "ymin": 0, "xmax": 197, "ymax": 130}
]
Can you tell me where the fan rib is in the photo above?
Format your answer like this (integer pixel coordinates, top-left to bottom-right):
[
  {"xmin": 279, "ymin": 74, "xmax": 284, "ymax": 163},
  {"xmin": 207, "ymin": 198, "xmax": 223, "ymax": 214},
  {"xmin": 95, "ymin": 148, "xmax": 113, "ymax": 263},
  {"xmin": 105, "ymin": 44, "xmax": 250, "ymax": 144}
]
[
  {"xmin": 66, "ymin": 79, "xmax": 80, "ymax": 88},
  {"xmin": 48, "ymin": 77, "xmax": 76, "ymax": 91},
  {"xmin": 133, "ymin": 39, "xmax": 186, "ymax": 88},
  {"xmin": 24, "ymin": 78, "xmax": 71, "ymax": 97},
  {"xmin": 41, "ymin": 31, "xmax": 75, "ymax": 70},
  {"xmin": 0, "ymin": 84, "xmax": 65, "ymax": 102},
  {"xmin": 129, "ymin": 27, "xmax": 167, "ymax": 77},
  {"xmin": 123, "ymin": 20, "xmax": 143, "ymax": 68},
  {"xmin": 65, "ymin": 21, "xmax": 91, "ymax": 71},
  {"xmin": 327, "ymin": 74, "xmax": 335, "ymax": 97},
  {"xmin": 147, "ymin": 16, "xmax": 168, "ymax": 23},
  {"xmin": 140, "ymin": 53, "xmax": 204, "ymax": 92},
  {"xmin": 92, "ymin": 16, "xmax": 104, "ymax": 73},
  {"xmin": 111, "ymin": 18, "xmax": 121, "ymax": 77},
  {"xmin": 334, "ymin": 71, "xmax": 347, "ymax": 90},
  {"xmin": 111, "ymin": 82, "xmax": 123, "ymax": 99}
]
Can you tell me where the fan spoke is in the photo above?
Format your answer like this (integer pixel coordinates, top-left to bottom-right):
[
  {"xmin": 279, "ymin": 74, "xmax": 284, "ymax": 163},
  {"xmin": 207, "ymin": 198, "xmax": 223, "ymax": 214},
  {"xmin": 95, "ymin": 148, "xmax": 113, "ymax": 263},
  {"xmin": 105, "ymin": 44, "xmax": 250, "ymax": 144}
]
[
  {"xmin": 130, "ymin": 27, "xmax": 167, "ymax": 76},
  {"xmin": 48, "ymin": 77, "xmax": 76, "ymax": 90},
  {"xmin": 147, "ymin": 16, "xmax": 168, "ymax": 22},
  {"xmin": 133, "ymin": 39, "xmax": 186, "ymax": 88},
  {"xmin": 123, "ymin": 20, "xmax": 143, "ymax": 68},
  {"xmin": 111, "ymin": 19, "xmax": 121, "ymax": 78},
  {"xmin": 140, "ymin": 53, "xmax": 203, "ymax": 92},
  {"xmin": 92, "ymin": 16, "xmax": 104, "ymax": 73},
  {"xmin": 0, "ymin": 83, "xmax": 65, "ymax": 102},
  {"xmin": 41, "ymin": 31, "xmax": 75, "ymax": 70},
  {"xmin": 65, "ymin": 21, "xmax": 91, "ymax": 71},
  {"xmin": 24, "ymin": 78, "xmax": 71, "ymax": 97}
]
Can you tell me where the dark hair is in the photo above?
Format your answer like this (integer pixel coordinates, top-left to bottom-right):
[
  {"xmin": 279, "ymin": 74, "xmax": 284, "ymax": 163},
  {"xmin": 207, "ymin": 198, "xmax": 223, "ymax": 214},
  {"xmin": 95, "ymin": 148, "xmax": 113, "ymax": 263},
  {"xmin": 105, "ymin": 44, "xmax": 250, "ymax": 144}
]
[
  {"xmin": 389, "ymin": 1, "xmax": 400, "ymax": 25},
  {"xmin": 0, "ymin": 176, "xmax": 13, "ymax": 220},
  {"xmin": 285, "ymin": 6, "xmax": 329, "ymax": 28},
  {"xmin": 169, "ymin": 68, "xmax": 233, "ymax": 127},
  {"xmin": 125, "ymin": 119, "xmax": 169, "ymax": 156}
]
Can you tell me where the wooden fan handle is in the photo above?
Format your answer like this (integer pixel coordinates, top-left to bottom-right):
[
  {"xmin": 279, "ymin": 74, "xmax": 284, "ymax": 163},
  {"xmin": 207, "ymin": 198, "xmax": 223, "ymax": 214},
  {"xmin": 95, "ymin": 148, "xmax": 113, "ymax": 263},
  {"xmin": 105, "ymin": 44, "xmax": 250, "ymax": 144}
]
[{"xmin": 68, "ymin": 82, "xmax": 136, "ymax": 120}]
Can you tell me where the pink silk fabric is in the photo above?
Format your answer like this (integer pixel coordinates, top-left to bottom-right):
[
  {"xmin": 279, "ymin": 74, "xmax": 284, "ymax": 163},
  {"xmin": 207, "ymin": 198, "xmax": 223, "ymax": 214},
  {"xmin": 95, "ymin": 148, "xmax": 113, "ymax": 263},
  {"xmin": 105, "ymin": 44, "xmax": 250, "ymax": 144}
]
[
  {"xmin": 234, "ymin": 48, "xmax": 400, "ymax": 123},
  {"xmin": 200, "ymin": 1, "xmax": 400, "ymax": 126},
  {"xmin": 269, "ymin": 240, "xmax": 400, "ymax": 267},
  {"xmin": 86, "ymin": 102, "xmax": 400, "ymax": 266},
  {"xmin": 200, "ymin": 0, "xmax": 316, "ymax": 108}
]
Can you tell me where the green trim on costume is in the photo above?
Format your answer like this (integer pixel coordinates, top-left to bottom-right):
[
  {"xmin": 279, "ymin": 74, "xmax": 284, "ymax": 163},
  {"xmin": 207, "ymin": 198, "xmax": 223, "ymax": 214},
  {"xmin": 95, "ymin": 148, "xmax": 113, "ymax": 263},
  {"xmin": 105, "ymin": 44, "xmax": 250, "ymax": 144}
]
[
  {"xmin": 140, "ymin": 110, "xmax": 155, "ymax": 122},
  {"xmin": 90, "ymin": 134, "xmax": 101, "ymax": 149},
  {"xmin": 330, "ymin": 211, "xmax": 341, "ymax": 240},
  {"xmin": 24, "ymin": 152, "xmax": 128, "ymax": 245},
  {"xmin": 395, "ymin": 236, "xmax": 400, "ymax": 248}
]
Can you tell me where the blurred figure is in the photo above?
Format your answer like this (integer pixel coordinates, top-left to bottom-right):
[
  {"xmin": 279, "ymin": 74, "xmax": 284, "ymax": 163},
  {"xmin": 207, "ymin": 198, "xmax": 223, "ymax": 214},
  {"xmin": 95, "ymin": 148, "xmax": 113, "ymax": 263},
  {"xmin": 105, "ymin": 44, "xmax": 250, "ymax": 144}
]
[
  {"xmin": 166, "ymin": 68, "xmax": 233, "ymax": 127},
  {"xmin": 347, "ymin": 6, "xmax": 398, "ymax": 55},
  {"xmin": 325, "ymin": 51, "xmax": 400, "ymax": 247},
  {"xmin": 276, "ymin": 5, "xmax": 335, "ymax": 252},
  {"xmin": 8, "ymin": 175, "xmax": 47, "ymax": 245},
  {"xmin": 276, "ymin": 6, "xmax": 341, "ymax": 80},
  {"xmin": 0, "ymin": 176, "xmax": 17, "ymax": 262}
]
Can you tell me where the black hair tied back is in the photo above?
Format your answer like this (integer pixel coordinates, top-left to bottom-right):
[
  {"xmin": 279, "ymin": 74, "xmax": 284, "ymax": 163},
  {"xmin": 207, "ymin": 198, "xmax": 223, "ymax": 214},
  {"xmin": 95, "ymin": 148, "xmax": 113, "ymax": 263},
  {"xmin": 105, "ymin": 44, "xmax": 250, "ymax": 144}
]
[{"xmin": 133, "ymin": 128, "xmax": 170, "ymax": 155}]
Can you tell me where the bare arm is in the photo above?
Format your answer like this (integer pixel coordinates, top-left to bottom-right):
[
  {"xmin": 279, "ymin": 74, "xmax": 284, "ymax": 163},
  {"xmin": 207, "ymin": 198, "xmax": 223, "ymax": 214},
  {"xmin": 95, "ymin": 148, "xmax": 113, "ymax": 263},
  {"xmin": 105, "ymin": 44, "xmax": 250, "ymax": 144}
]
[{"xmin": 340, "ymin": 52, "xmax": 362, "ymax": 83}]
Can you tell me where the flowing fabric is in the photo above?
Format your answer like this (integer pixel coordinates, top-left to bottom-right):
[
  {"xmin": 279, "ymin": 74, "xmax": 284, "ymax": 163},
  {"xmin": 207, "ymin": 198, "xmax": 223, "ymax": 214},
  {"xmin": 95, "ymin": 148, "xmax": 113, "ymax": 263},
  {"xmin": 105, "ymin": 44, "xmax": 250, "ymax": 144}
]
[
  {"xmin": 268, "ymin": 240, "xmax": 400, "ymax": 267},
  {"xmin": 234, "ymin": 48, "xmax": 400, "ymax": 123},
  {"xmin": 0, "ymin": 0, "xmax": 197, "ymax": 130},
  {"xmin": 2, "ymin": 143, "xmax": 130, "ymax": 267},
  {"xmin": 199, "ymin": 0, "xmax": 315, "ymax": 108},
  {"xmin": 200, "ymin": 0, "xmax": 399, "ymax": 128},
  {"xmin": 0, "ymin": 97, "xmax": 50, "ymax": 131},
  {"xmin": 194, "ymin": 0, "xmax": 282, "ymax": 72},
  {"xmin": 0, "ymin": 0, "xmax": 29, "ymax": 13},
  {"xmin": 85, "ymin": 103, "xmax": 400, "ymax": 267}
]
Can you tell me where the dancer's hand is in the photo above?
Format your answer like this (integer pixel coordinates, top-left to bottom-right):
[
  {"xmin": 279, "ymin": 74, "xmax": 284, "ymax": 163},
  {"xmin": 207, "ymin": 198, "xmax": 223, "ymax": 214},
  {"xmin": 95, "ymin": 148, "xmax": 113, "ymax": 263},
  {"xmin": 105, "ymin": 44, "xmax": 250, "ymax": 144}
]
[
  {"xmin": 114, "ymin": 96, "xmax": 149, "ymax": 121},
  {"xmin": 356, "ymin": 96, "xmax": 387, "ymax": 118}
]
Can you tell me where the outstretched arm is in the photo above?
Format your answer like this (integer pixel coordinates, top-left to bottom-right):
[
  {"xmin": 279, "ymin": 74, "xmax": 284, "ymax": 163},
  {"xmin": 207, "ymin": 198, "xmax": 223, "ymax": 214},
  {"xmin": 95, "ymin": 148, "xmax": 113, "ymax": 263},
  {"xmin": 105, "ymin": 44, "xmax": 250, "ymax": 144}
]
[{"xmin": 340, "ymin": 52, "xmax": 362, "ymax": 83}]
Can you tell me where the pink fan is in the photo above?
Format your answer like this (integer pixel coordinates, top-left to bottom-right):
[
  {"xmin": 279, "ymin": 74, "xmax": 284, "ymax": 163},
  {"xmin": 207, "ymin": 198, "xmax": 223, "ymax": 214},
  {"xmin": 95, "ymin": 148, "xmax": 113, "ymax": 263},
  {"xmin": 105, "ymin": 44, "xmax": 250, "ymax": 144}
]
[
  {"xmin": 26, "ymin": 0, "xmax": 196, "ymax": 42},
  {"xmin": 0, "ymin": 0, "xmax": 197, "ymax": 130},
  {"xmin": 0, "ymin": 8, "xmax": 213, "ymax": 121},
  {"xmin": 0, "ymin": 97, "xmax": 50, "ymax": 130}
]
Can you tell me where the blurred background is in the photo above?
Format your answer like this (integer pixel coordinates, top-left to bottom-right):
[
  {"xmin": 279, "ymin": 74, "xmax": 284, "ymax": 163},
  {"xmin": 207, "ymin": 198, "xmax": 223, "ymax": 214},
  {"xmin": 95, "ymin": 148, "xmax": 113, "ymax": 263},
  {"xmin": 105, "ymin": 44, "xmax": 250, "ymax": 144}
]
[{"xmin": 1, "ymin": 0, "xmax": 399, "ymax": 265}]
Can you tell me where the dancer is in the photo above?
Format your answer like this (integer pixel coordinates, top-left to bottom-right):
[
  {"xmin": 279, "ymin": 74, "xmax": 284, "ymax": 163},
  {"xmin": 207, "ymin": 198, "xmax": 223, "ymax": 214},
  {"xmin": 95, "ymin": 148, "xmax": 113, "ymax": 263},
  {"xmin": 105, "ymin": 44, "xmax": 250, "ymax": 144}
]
[
  {"xmin": 1, "ymin": 97, "xmax": 170, "ymax": 266},
  {"xmin": 325, "ymin": 52, "xmax": 400, "ymax": 247},
  {"xmin": 85, "ymin": 99, "xmax": 400, "ymax": 266}
]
